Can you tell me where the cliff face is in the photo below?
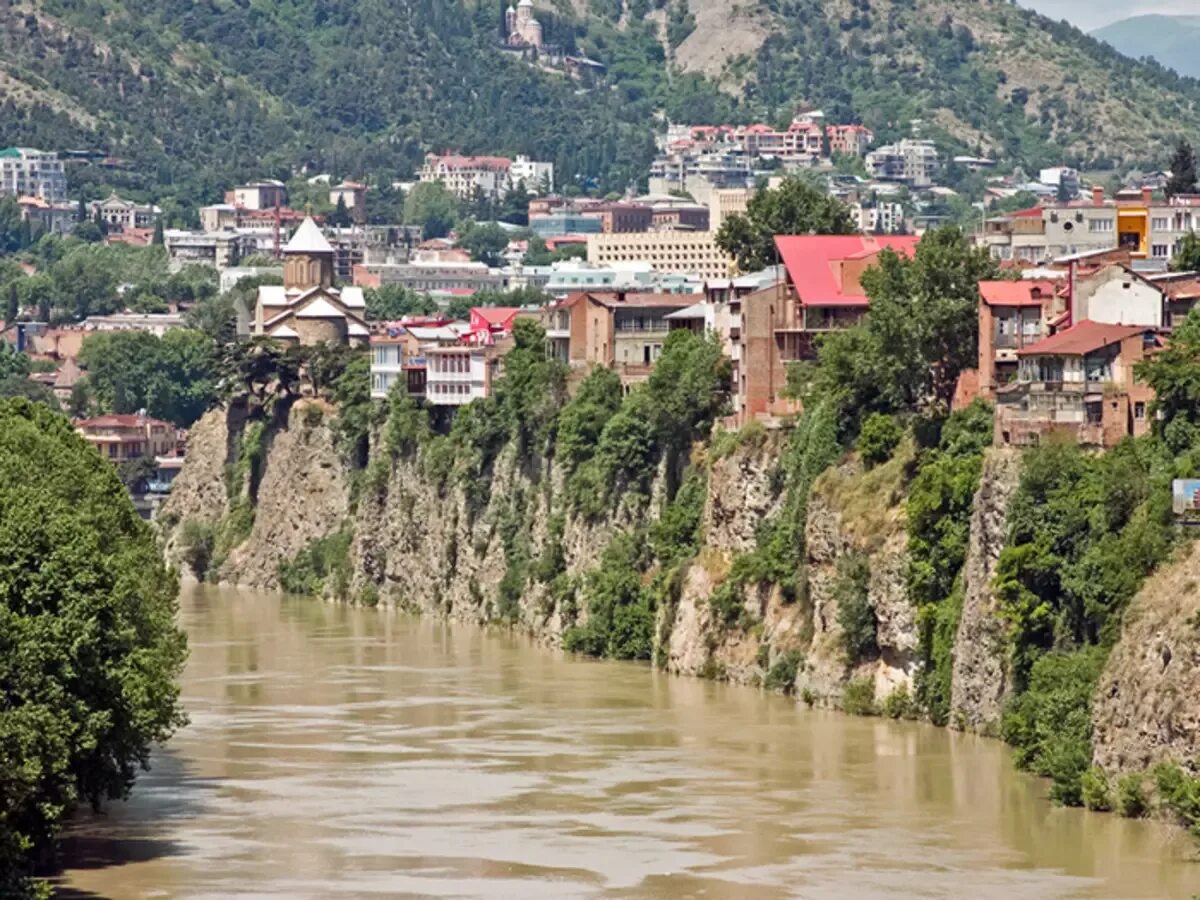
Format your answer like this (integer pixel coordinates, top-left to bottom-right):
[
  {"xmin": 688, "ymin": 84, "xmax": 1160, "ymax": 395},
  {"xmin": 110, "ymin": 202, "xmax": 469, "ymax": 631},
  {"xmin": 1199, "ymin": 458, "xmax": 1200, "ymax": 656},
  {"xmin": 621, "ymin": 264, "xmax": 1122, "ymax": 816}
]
[
  {"xmin": 949, "ymin": 449, "xmax": 1022, "ymax": 734},
  {"xmin": 162, "ymin": 404, "xmax": 1200, "ymax": 774},
  {"xmin": 1092, "ymin": 542, "xmax": 1200, "ymax": 773}
]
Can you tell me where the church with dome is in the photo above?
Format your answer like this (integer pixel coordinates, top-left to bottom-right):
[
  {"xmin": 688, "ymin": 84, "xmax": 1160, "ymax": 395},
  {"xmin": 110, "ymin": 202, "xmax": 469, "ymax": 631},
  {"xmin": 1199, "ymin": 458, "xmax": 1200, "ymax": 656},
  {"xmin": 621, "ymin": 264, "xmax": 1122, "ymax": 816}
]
[{"xmin": 505, "ymin": 0, "xmax": 543, "ymax": 49}]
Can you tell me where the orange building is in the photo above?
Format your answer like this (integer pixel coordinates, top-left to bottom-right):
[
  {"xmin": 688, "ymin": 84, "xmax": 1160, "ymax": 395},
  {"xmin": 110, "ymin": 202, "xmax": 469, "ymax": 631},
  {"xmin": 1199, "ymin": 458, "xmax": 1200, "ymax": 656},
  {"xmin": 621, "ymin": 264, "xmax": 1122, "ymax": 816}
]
[
  {"xmin": 76, "ymin": 413, "xmax": 180, "ymax": 462},
  {"xmin": 561, "ymin": 291, "xmax": 699, "ymax": 386}
]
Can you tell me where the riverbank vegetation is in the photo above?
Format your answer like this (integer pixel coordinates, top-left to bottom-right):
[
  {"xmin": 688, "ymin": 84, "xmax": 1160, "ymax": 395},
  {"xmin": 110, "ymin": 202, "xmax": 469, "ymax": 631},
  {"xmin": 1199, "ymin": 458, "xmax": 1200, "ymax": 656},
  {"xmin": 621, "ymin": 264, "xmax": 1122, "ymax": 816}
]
[{"xmin": 0, "ymin": 399, "xmax": 187, "ymax": 897}]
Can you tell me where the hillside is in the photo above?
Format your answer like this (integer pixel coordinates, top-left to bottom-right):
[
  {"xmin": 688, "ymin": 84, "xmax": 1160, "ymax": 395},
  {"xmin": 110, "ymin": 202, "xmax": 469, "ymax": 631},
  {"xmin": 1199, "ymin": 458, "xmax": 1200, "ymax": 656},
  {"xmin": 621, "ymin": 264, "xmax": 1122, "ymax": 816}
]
[
  {"xmin": 1091, "ymin": 15, "xmax": 1200, "ymax": 80},
  {"xmin": 1, "ymin": 0, "xmax": 1200, "ymax": 207}
]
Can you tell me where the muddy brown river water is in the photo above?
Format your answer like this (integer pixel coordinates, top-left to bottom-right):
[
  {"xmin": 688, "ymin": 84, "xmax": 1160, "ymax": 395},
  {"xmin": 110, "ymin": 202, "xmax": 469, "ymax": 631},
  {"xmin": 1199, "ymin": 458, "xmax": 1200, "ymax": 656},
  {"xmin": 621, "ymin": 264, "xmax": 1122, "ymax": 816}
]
[{"xmin": 57, "ymin": 584, "xmax": 1198, "ymax": 898}]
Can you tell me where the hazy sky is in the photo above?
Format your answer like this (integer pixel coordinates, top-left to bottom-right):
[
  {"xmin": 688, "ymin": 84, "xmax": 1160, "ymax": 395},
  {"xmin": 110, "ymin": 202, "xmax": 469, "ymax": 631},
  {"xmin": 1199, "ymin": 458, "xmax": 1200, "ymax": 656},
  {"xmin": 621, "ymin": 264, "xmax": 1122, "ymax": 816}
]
[{"xmin": 1019, "ymin": 1, "xmax": 1197, "ymax": 31}]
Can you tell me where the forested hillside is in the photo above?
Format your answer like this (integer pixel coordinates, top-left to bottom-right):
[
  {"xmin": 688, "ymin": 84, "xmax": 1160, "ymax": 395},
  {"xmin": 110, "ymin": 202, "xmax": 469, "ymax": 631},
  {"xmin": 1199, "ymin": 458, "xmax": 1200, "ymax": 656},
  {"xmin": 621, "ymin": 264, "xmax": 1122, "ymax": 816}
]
[{"xmin": 2, "ymin": 0, "xmax": 1200, "ymax": 208}]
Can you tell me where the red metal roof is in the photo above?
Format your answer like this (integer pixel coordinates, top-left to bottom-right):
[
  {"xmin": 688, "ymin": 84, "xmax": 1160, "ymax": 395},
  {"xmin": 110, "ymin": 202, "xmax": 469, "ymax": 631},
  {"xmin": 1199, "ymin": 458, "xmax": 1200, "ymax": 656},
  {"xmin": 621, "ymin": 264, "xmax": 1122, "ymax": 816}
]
[
  {"xmin": 471, "ymin": 306, "xmax": 520, "ymax": 328},
  {"xmin": 979, "ymin": 279, "xmax": 1056, "ymax": 307},
  {"xmin": 1017, "ymin": 320, "xmax": 1147, "ymax": 357},
  {"xmin": 773, "ymin": 235, "xmax": 920, "ymax": 307}
]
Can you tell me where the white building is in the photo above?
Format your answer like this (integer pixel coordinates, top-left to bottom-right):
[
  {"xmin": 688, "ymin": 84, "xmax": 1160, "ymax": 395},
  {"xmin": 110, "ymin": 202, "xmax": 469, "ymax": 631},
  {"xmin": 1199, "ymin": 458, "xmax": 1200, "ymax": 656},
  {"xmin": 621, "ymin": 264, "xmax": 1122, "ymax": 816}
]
[
  {"xmin": 509, "ymin": 155, "xmax": 554, "ymax": 193},
  {"xmin": 425, "ymin": 345, "xmax": 495, "ymax": 406},
  {"xmin": 1039, "ymin": 167, "xmax": 1081, "ymax": 199},
  {"xmin": 228, "ymin": 180, "xmax": 288, "ymax": 211},
  {"xmin": 0, "ymin": 148, "xmax": 67, "ymax": 203},
  {"xmin": 853, "ymin": 201, "xmax": 906, "ymax": 234},
  {"xmin": 87, "ymin": 193, "xmax": 161, "ymax": 232},
  {"xmin": 419, "ymin": 154, "xmax": 513, "ymax": 201},
  {"xmin": 370, "ymin": 334, "xmax": 407, "ymax": 400}
]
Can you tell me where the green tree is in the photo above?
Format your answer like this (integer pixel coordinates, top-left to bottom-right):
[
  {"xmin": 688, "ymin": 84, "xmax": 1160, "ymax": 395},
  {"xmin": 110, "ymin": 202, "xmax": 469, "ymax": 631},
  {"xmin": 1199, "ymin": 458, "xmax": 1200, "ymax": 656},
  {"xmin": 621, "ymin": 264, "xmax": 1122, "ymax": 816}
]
[
  {"xmin": 329, "ymin": 195, "xmax": 353, "ymax": 228},
  {"xmin": 810, "ymin": 227, "xmax": 998, "ymax": 431},
  {"xmin": 0, "ymin": 343, "xmax": 30, "ymax": 381},
  {"xmin": 456, "ymin": 220, "xmax": 510, "ymax": 266},
  {"xmin": 404, "ymin": 182, "xmax": 460, "ymax": 240},
  {"xmin": 716, "ymin": 176, "xmax": 857, "ymax": 271},
  {"xmin": 0, "ymin": 375, "xmax": 57, "ymax": 407},
  {"xmin": 1136, "ymin": 306, "xmax": 1200, "ymax": 452},
  {"xmin": 1167, "ymin": 140, "xmax": 1198, "ymax": 197},
  {"xmin": 364, "ymin": 284, "xmax": 438, "ymax": 320},
  {"xmin": 78, "ymin": 329, "xmax": 220, "ymax": 427},
  {"xmin": 152, "ymin": 218, "xmax": 165, "ymax": 246},
  {"xmin": 1170, "ymin": 231, "xmax": 1200, "ymax": 273},
  {"xmin": 4, "ymin": 282, "xmax": 16, "ymax": 324},
  {"xmin": 0, "ymin": 399, "xmax": 187, "ymax": 896}
]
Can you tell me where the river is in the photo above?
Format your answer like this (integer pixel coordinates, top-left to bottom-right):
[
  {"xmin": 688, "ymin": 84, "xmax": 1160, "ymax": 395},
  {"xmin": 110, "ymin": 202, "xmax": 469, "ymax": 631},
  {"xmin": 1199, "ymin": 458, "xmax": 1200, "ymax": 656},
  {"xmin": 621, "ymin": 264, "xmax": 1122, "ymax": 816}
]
[{"xmin": 56, "ymin": 584, "xmax": 1197, "ymax": 899}]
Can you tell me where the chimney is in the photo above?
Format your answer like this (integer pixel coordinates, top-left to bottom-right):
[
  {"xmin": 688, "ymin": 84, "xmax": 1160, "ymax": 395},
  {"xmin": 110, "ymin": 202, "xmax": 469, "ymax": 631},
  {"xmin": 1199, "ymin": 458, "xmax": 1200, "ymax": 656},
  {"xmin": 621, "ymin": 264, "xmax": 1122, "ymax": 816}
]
[
  {"xmin": 1142, "ymin": 187, "xmax": 1154, "ymax": 207},
  {"xmin": 1092, "ymin": 185, "xmax": 1104, "ymax": 206}
]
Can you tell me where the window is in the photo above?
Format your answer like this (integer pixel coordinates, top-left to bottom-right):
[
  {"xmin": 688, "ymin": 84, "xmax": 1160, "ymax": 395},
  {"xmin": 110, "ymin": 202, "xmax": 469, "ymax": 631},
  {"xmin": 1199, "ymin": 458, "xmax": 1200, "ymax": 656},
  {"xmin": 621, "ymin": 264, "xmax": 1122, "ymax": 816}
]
[
  {"xmin": 1135, "ymin": 401, "xmax": 1146, "ymax": 420},
  {"xmin": 1152, "ymin": 217, "xmax": 1169, "ymax": 232},
  {"xmin": 1088, "ymin": 218, "xmax": 1115, "ymax": 233},
  {"xmin": 1153, "ymin": 244, "xmax": 1170, "ymax": 259}
]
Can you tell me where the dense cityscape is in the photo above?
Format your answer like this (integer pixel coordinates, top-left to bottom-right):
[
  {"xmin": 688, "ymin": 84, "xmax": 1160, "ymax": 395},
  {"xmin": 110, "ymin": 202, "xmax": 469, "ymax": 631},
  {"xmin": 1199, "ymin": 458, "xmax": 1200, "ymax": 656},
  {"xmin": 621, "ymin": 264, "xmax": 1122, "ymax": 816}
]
[{"xmin": 4, "ymin": 0, "xmax": 1200, "ymax": 896}]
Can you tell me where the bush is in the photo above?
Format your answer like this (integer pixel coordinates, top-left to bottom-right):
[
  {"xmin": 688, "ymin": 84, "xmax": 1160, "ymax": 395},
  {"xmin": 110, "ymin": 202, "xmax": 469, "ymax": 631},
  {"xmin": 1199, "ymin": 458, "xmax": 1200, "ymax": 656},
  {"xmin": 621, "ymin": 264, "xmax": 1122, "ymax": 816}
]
[
  {"xmin": 278, "ymin": 524, "xmax": 354, "ymax": 600},
  {"xmin": 563, "ymin": 532, "xmax": 654, "ymax": 660},
  {"xmin": 764, "ymin": 650, "xmax": 803, "ymax": 693},
  {"xmin": 1152, "ymin": 762, "xmax": 1200, "ymax": 837},
  {"xmin": 1115, "ymin": 772, "xmax": 1148, "ymax": 818},
  {"xmin": 179, "ymin": 519, "xmax": 215, "ymax": 580},
  {"xmin": 834, "ymin": 552, "xmax": 877, "ymax": 663},
  {"xmin": 1081, "ymin": 767, "xmax": 1112, "ymax": 811},
  {"xmin": 881, "ymin": 683, "xmax": 916, "ymax": 720},
  {"xmin": 1001, "ymin": 647, "xmax": 1107, "ymax": 806},
  {"xmin": 857, "ymin": 413, "xmax": 903, "ymax": 467},
  {"xmin": 842, "ymin": 677, "xmax": 877, "ymax": 716}
]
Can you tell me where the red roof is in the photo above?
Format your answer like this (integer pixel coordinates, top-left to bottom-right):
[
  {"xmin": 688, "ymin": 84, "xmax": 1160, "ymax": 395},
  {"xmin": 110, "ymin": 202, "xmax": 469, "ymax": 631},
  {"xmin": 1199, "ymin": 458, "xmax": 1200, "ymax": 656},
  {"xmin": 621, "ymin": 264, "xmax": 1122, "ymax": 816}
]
[
  {"xmin": 979, "ymin": 279, "xmax": 1056, "ymax": 307},
  {"xmin": 773, "ymin": 235, "xmax": 920, "ymax": 307},
  {"xmin": 471, "ymin": 306, "xmax": 520, "ymax": 328},
  {"xmin": 1017, "ymin": 320, "xmax": 1147, "ymax": 357},
  {"xmin": 580, "ymin": 291, "xmax": 698, "ymax": 309}
]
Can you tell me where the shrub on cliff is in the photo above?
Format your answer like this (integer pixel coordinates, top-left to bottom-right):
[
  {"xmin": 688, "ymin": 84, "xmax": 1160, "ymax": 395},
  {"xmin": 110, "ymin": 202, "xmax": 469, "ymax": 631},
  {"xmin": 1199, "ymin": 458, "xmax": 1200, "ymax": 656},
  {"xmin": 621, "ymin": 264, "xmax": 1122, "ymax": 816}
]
[
  {"xmin": 0, "ymin": 399, "xmax": 187, "ymax": 897},
  {"xmin": 1001, "ymin": 647, "xmax": 1106, "ymax": 806},
  {"xmin": 856, "ymin": 413, "xmax": 902, "ymax": 468}
]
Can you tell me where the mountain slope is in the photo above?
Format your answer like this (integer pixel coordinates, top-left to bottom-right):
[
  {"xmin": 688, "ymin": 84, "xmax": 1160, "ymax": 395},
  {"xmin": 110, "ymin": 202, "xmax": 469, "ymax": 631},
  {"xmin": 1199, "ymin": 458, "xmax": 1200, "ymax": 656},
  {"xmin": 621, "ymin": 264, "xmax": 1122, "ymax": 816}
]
[
  {"xmin": 1091, "ymin": 15, "xmax": 1200, "ymax": 79},
  {"xmin": 1, "ymin": 0, "xmax": 1199, "ymax": 207}
]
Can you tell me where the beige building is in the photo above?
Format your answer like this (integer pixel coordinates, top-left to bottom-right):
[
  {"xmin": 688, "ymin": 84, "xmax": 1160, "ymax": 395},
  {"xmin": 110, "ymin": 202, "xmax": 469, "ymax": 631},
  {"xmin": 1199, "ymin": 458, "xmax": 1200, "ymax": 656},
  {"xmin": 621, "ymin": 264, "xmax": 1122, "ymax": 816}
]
[
  {"xmin": 248, "ymin": 218, "xmax": 368, "ymax": 346},
  {"xmin": 708, "ymin": 188, "xmax": 751, "ymax": 232},
  {"xmin": 586, "ymin": 231, "xmax": 732, "ymax": 280}
]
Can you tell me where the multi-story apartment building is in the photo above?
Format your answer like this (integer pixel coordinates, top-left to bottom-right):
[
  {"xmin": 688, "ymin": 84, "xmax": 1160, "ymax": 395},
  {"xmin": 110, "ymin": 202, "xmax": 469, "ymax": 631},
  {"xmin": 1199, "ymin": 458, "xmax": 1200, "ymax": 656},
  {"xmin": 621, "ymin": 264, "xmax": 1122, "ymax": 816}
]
[
  {"xmin": 559, "ymin": 291, "xmax": 699, "ymax": 386},
  {"xmin": 827, "ymin": 124, "xmax": 874, "ymax": 157},
  {"xmin": 975, "ymin": 279, "xmax": 1060, "ymax": 399},
  {"xmin": 983, "ymin": 187, "xmax": 1200, "ymax": 264},
  {"xmin": 226, "ymin": 180, "xmax": 289, "ymax": 211},
  {"xmin": 419, "ymin": 153, "xmax": 520, "ymax": 201},
  {"xmin": 586, "ymin": 231, "xmax": 732, "ymax": 280},
  {"xmin": 733, "ymin": 236, "xmax": 919, "ymax": 423},
  {"xmin": 0, "ymin": 148, "xmax": 67, "ymax": 203},
  {"xmin": 865, "ymin": 139, "xmax": 939, "ymax": 188},
  {"xmin": 994, "ymin": 322, "xmax": 1157, "ymax": 449},
  {"xmin": 424, "ymin": 345, "xmax": 499, "ymax": 406},
  {"xmin": 164, "ymin": 229, "xmax": 255, "ymax": 270},
  {"xmin": 708, "ymin": 188, "xmax": 751, "ymax": 232},
  {"xmin": 353, "ymin": 257, "xmax": 503, "ymax": 294}
]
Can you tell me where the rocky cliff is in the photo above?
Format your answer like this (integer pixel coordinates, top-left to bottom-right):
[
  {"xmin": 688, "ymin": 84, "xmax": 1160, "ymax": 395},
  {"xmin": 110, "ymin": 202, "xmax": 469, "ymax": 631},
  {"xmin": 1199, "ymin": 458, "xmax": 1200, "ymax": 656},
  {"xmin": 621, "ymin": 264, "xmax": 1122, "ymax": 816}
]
[
  {"xmin": 161, "ymin": 403, "xmax": 1200, "ymax": 781},
  {"xmin": 949, "ymin": 449, "xmax": 1022, "ymax": 734}
]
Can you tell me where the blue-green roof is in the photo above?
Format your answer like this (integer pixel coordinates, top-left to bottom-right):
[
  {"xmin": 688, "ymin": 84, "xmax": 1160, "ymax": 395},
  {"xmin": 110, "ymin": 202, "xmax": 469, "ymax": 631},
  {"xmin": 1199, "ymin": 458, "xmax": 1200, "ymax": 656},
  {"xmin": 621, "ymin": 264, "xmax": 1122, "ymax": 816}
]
[{"xmin": 0, "ymin": 147, "xmax": 22, "ymax": 158}]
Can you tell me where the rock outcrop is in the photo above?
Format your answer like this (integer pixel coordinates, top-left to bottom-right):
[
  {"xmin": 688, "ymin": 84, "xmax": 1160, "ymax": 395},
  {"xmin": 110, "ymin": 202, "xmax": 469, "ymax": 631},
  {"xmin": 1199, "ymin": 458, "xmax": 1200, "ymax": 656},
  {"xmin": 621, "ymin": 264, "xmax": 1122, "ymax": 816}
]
[
  {"xmin": 1092, "ymin": 542, "xmax": 1200, "ymax": 773},
  {"xmin": 949, "ymin": 448, "xmax": 1021, "ymax": 734}
]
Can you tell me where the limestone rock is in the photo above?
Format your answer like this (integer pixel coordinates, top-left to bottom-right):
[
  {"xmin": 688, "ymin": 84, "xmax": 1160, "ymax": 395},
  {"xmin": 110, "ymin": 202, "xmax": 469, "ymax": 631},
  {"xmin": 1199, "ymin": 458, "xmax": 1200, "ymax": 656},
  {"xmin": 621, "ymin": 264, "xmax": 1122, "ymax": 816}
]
[{"xmin": 949, "ymin": 448, "xmax": 1021, "ymax": 733}]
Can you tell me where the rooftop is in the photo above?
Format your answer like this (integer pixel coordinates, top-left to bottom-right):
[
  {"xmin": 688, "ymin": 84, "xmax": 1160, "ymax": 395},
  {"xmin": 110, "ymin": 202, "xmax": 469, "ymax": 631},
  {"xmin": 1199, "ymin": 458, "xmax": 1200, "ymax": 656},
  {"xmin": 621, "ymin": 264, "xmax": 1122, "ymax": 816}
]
[
  {"xmin": 774, "ymin": 235, "xmax": 920, "ymax": 307},
  {"xmin": 1017, "ymin": 320, "xmax": 1148, "ymax": 357},
  {"xmin": 979, "ymin": 279, "xmax": 1056, "ymax": 307},
  {"xmin": 284, "ymin": 217, "xmax": 334, "ymax": 255}
]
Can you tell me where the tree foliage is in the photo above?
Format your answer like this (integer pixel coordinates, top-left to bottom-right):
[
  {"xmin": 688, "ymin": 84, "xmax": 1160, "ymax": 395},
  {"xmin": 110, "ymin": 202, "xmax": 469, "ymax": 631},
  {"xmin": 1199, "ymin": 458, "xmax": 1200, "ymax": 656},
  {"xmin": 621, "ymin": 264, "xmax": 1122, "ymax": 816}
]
[
  {"xmin": 716, "ymin": 176, "xmax": 856, "ymax": 271},
  {"xmin": 78, "ymin": 329, "xmax": 221, "ymax": 427},
  {"xmin": 0, "ymin": 400, "xmax": 187, "ymax": 896}
]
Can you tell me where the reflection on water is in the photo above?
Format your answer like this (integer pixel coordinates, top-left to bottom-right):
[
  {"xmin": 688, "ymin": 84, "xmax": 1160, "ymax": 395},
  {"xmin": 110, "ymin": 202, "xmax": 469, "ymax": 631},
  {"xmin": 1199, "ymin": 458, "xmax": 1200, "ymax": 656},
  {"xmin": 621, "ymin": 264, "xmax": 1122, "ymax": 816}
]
[{"xmin": 58, "ymin": 584, "xmax": 1197, "ymax": 898}]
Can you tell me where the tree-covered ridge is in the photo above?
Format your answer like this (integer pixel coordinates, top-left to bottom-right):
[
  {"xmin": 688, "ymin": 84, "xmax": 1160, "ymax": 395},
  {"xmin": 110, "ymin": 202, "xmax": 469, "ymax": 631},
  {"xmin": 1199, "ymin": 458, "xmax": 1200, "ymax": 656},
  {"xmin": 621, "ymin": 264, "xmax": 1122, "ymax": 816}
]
[
  {"xmin": 0, "ymin": 0, "xmax": 735, "ymax": 207},
  {"xmin": 3, "ymin": 0, "xmax": 1199, "ymax": 208},
  {"xmin": 753, "ymin": 0, "xmax": 1200, "ymax": 168}
]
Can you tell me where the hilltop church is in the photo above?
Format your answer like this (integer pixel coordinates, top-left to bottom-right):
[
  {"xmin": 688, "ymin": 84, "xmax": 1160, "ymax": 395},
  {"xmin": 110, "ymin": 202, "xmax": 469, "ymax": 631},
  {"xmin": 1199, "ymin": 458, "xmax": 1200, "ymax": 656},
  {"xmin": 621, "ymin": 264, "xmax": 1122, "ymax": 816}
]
[
  {"xmin": 245, "ymin": 217, "xmax": 369, "ymax": 346},
  {"xmin": 505, "ymin": 0, "xmax": 543, "ymax": 49}
]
